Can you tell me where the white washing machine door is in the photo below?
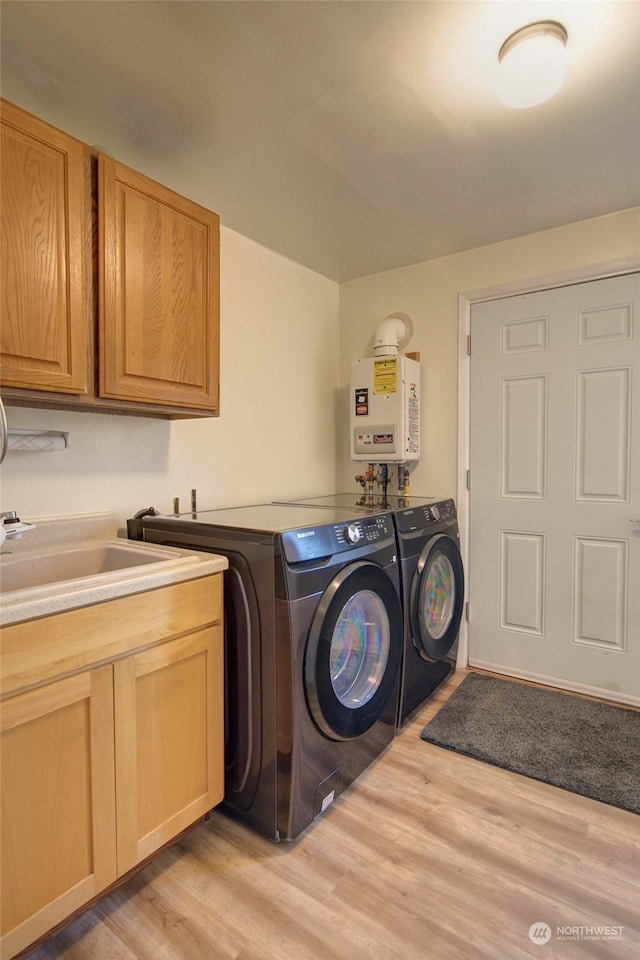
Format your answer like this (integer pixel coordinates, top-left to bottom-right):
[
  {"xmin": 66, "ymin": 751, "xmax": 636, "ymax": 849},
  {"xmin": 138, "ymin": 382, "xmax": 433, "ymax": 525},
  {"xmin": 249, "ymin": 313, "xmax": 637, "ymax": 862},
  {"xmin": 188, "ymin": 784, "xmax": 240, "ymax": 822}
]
[
  {"xmin": 304, "ymin": 560, "xmax": 402, "ymax": 741},
  {"xmin": 410, "ymin": 533, "xmax": 464, "ymax": 662}
]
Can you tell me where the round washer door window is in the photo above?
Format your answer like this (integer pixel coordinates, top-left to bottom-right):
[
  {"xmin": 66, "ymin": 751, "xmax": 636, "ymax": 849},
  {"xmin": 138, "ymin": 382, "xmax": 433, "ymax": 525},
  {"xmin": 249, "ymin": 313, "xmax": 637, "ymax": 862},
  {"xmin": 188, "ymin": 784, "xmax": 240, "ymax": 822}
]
[
  {"xmin": 410, "ymin": 533, "xmax": 464, "ymax": 662},
  {"xmin": 331, "ymin": 589, "xmax": 390, "ymax": 708},
  {"xmin": 305, "ymin": 561, "xmax": 402, "ymax": 741}
]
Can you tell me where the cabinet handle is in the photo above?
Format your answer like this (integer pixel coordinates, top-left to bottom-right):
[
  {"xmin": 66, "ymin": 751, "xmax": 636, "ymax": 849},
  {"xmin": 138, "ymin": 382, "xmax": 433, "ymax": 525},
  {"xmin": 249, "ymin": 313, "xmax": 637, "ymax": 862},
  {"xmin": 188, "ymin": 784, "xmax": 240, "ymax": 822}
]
[{"xmin": 0, "ymin": 396, "xmax": 7, "ymax": 464}]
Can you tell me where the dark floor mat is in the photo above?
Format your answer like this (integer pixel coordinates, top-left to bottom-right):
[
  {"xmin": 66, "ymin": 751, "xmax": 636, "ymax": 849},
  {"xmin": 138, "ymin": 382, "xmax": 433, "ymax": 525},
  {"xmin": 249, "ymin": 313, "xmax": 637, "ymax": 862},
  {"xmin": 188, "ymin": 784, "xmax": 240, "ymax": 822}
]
[{"xmin": 421, "ymin": 672, "xmax": 640, "ymax": 814}]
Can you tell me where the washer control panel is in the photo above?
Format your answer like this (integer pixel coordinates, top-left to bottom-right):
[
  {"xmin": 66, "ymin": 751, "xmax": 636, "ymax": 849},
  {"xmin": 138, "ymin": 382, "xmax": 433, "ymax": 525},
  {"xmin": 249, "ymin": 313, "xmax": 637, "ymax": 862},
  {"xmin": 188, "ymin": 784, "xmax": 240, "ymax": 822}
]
[
  {"xmin": 282, "ymin": 512, "xmax": 394, "ymax": 562},
  {"xmin": 334, "ymin": 512, "xmax": 392, "ymax": 546},
  {"xmin": 344, "ymin": 522, "xmax": 362, "ymax": 544}
]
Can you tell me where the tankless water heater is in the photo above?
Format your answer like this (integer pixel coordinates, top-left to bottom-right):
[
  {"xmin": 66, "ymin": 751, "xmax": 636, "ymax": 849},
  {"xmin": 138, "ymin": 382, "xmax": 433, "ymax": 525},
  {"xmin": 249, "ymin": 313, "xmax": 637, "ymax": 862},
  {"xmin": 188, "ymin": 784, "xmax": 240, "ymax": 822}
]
[{"xmin": 350, "ymin": 354, "xmax": 420, "ymax": 462}]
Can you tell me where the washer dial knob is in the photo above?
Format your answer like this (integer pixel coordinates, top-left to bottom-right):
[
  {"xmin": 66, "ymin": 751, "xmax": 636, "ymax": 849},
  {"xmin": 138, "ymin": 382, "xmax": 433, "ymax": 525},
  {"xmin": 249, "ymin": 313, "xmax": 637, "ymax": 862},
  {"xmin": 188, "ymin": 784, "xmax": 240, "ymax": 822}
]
[
  {"xmin": 430, "ymin": 504, "xmax": 441, "ymax": 521},
  {"xmin": 345, "ymin": 522, "xmax": 362, "ymax": 544}
]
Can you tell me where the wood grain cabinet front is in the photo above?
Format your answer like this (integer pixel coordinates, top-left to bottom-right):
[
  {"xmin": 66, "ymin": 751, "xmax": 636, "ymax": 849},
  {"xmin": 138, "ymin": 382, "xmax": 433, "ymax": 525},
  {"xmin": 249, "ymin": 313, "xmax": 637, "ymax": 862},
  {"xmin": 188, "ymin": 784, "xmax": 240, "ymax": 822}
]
[
  {"xmin": 0, "ymin": 575, "xmax": 224, "ymax": 960},
  {"xmin": 114, "ymin": 626, "xmax": 224, "ymax": 874},
  {"xmin": 0, "ymin": 666, "xmax": 117, "ymax": 960},
  {"xmin": 0, "ymin": 101, "xmax": 89, "ymax": 396},
  {"xmin": 99, "ymin": 157, "xmax": 219, "ymax": 412},
  {"xmin": 0, "ymin": 100, "xmax": 220, "ymax": 418}
]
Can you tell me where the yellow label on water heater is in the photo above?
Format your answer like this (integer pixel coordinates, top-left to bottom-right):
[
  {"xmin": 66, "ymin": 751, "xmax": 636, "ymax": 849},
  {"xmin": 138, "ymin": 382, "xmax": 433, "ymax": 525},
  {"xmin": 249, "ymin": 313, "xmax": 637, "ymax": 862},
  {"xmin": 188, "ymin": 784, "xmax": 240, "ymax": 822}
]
[{"xmin": 373, "ymin": 356, "xmax": 397, "ymax": 395}]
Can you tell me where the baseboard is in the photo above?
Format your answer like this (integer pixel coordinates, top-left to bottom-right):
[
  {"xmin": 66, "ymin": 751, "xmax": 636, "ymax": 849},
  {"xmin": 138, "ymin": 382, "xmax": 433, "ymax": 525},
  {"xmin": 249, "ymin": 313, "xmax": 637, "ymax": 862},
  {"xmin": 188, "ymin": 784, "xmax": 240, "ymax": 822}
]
[{"xmin": 468, "ymin": 660, "xmax": 640, "ymax": 709}]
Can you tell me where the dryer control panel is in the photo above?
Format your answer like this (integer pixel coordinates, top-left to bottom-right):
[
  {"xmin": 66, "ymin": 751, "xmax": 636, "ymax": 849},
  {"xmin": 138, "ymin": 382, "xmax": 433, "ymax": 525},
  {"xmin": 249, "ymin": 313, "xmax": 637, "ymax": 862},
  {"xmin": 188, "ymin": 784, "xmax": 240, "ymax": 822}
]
[{"xmin": 394, "ymin": 498, "xmax": 456, "ymax": 534}]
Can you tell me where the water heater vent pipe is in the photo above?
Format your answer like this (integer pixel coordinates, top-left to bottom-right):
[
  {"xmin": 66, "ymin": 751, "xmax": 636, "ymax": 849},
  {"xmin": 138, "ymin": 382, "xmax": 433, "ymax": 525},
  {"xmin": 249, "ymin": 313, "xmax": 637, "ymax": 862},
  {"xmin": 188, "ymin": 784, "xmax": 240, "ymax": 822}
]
[{"xmin": 373, "ymin": 312, "xmax": 413, "ymax": 356}]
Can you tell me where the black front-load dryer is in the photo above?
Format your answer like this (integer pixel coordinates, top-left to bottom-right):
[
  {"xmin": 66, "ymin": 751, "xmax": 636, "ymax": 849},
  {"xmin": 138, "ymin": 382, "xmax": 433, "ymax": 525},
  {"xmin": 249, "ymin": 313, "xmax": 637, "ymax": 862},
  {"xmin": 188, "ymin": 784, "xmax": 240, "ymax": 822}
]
[
  {"xmin": 136, "ymin": 503, "xmax": 402, "ymax": 842},
  {"xmin": 274, "ymin": 494, "xmax": 465, "ymax": 726},
  {"xmin": 393, "ymin": 498, "xmax": 464, "ymax": 724}
]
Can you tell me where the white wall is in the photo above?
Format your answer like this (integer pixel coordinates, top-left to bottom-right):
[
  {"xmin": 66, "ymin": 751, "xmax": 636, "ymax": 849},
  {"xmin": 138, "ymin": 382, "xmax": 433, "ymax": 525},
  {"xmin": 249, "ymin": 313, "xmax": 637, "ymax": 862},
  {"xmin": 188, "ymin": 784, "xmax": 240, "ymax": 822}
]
[
  {"xmin": 2, "ymin": 92, "xmax": 639, "ymax": 527},
  {"xmin": 0, "ymin": 224, "xmax": 339, "ymax": 525},
  {"xmin": 339, "ymin": 207, "xmax": 640, "ymax": 498},
  {"xmin": 4, "ymin": 204, "xmax": 638, "ymax": 527}
]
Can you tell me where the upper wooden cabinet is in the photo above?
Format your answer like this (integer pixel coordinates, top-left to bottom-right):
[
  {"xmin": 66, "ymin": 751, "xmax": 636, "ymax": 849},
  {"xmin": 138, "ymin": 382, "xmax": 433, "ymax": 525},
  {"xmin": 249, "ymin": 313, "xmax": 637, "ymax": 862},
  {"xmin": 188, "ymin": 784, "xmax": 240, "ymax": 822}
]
[
  {"xmin": 0, "ymin": 101, "xmax": 89, "ymax": 395},
  {"xmin": 98, "ymin": 156, "xmax": 219, "ymax": 411},
  {"xmin": 0, "ymin": 101, "xmax": 220, "ymax": 418}
]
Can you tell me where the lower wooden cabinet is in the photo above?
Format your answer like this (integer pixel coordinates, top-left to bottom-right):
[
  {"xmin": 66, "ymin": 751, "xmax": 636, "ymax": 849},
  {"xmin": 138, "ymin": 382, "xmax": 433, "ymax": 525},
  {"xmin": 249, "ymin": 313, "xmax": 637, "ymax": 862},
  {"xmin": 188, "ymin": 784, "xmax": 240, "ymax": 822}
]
[
  {"xmin": 1, "ymin": 667, "xmax": 116, "ymax": 960},
  {"xmin": 0, "ymin": 577, "xmax": 224, "ymax": 960},
  {"xmin": 114, "ymin": 627, "xmax": 224, "ymax": 873}
]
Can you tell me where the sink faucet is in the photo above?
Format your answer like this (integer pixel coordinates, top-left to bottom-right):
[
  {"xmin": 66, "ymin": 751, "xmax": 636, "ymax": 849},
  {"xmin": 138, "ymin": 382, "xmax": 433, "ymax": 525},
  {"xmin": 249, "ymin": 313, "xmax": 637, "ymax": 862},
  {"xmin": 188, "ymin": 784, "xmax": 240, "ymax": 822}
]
[{"xmin": 0, "ymin": 511, "xmax": 36, "ymax": 551}]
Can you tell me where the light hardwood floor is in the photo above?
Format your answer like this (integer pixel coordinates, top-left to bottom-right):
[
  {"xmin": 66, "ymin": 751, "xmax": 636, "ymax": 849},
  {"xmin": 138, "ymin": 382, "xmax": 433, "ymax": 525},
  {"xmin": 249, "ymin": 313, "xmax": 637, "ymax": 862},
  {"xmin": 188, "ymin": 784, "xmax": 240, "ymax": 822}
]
[{"xmin": 26, "ymin": 668, "xmax": 639, "ymax": 960}]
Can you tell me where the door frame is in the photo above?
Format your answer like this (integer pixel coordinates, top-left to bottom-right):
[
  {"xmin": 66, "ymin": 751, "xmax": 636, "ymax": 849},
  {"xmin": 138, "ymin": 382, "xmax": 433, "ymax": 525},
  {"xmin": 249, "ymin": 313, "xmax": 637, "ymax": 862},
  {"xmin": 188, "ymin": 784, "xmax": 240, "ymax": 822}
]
[{"xmin": 456, "ymin": 253, "xmax": 640, "ymax": 668}]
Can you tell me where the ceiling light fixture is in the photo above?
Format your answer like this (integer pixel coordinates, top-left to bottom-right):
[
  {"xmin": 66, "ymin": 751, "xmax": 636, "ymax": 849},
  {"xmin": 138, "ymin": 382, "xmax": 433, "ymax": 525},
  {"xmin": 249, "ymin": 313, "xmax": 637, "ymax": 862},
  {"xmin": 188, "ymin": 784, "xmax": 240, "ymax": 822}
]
[{"xmin": 498, "ymin": 20, "xmax": 568, "ymax": 109}]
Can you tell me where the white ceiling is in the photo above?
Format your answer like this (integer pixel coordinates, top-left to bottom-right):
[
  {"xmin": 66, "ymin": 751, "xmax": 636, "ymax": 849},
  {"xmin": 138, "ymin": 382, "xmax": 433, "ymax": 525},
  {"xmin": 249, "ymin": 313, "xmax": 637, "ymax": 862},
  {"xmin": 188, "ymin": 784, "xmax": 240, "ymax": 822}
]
[{"xmin": 1, "ymin": 1, "xmax": 639, "ymax": 282}]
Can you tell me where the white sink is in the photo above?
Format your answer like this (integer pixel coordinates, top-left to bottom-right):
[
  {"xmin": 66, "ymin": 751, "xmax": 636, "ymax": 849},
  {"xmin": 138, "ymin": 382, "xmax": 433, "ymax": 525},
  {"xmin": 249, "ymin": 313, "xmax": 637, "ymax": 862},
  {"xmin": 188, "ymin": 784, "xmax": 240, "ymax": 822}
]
[{"xmin": 0, "ymin": 539, "xmax": 184, "ymax": 598}]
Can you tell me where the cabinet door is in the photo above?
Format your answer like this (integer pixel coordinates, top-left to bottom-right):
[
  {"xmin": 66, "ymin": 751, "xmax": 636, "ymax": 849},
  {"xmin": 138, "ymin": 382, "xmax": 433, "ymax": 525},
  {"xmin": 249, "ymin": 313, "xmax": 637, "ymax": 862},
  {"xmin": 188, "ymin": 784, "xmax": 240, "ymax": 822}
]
[
  {"xmin": 0, "ymin": 666, "xmax": 116, "ymax": 960},
  {"xmin": 0, "ymin": 100, "xmax": 89, "ymax": 394},
  {"xmin": 98, "ymin": 156, "xmax": 220, "ymax": 411},
  {"xmin": 114, "ymin": 625, "xmax": 224, "ymax": 874}
]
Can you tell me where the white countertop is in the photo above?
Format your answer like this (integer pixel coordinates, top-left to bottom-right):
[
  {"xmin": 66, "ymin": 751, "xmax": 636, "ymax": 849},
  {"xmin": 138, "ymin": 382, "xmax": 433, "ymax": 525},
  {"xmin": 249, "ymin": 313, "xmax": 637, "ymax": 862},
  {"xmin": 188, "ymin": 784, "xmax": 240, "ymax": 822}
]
[{"xmin": 0, "ymin": 538, "xmax": 228, "ymax": 626}]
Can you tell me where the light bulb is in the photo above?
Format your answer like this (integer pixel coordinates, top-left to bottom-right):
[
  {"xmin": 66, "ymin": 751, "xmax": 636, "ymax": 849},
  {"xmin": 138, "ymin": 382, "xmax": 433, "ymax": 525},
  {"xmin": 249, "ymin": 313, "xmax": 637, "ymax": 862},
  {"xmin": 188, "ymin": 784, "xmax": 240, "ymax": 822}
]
[{"xmin": 498, "ymin": 21, "xmax": 568, "ymax": 109}]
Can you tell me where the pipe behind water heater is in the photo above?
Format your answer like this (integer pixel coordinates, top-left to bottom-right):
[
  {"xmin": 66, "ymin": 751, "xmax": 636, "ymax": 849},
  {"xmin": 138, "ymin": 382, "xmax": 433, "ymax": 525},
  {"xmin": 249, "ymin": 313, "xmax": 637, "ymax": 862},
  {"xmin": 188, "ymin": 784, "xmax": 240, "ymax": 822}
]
[{"xmin": 373, "ymin": 313, "xmax": 413, "ymax": 357}]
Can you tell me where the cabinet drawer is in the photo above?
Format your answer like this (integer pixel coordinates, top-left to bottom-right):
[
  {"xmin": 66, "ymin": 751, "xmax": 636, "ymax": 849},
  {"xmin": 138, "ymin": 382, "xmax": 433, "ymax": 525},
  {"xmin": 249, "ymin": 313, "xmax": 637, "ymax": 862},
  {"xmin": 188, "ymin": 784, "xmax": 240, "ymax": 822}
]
[{"xmin": 1, "ymin": 574, "xmax": 223, "ymax": 697}]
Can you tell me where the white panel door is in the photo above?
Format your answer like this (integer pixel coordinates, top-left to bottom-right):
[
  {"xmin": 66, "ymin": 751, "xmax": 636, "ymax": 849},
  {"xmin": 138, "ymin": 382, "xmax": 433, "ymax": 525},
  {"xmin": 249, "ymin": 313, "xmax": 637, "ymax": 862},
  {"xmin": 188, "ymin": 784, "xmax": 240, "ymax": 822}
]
[{"xmin": 469, "ymin": 273, "xmax": 640, "ymax": 703}]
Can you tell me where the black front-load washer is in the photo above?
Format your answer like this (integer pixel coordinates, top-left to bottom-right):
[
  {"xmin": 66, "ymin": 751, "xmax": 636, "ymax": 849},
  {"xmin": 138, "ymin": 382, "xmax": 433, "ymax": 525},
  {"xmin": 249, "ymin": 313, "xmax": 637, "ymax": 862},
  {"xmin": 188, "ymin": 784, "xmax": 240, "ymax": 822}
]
[
  {"xmin": 274, "ymin": 494, "xmax": 465, "ymax": 726},
  {"xmin": 135, "ymin": 502, "xmax": 402, "ymax": 841}
]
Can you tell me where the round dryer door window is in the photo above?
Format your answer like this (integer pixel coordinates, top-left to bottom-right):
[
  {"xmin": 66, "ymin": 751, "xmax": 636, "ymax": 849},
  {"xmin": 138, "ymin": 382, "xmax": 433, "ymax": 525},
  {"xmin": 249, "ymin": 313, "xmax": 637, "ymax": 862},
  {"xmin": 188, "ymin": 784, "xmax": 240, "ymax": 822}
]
[
  {"xmin": 305, "ymin": 561, "xmax": 402, "ymax": 741},
  {"xmin": 411, "ymin": 533, "xmax": 464, "ymax": 662}
]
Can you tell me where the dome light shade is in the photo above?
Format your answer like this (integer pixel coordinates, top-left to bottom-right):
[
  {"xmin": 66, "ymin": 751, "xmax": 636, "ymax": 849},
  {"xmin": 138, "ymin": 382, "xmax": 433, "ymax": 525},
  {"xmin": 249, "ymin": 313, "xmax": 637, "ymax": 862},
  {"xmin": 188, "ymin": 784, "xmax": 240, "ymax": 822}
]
[{"xmin": 498, "ymin": 21, "xmax": 568, "ymax": 109}]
